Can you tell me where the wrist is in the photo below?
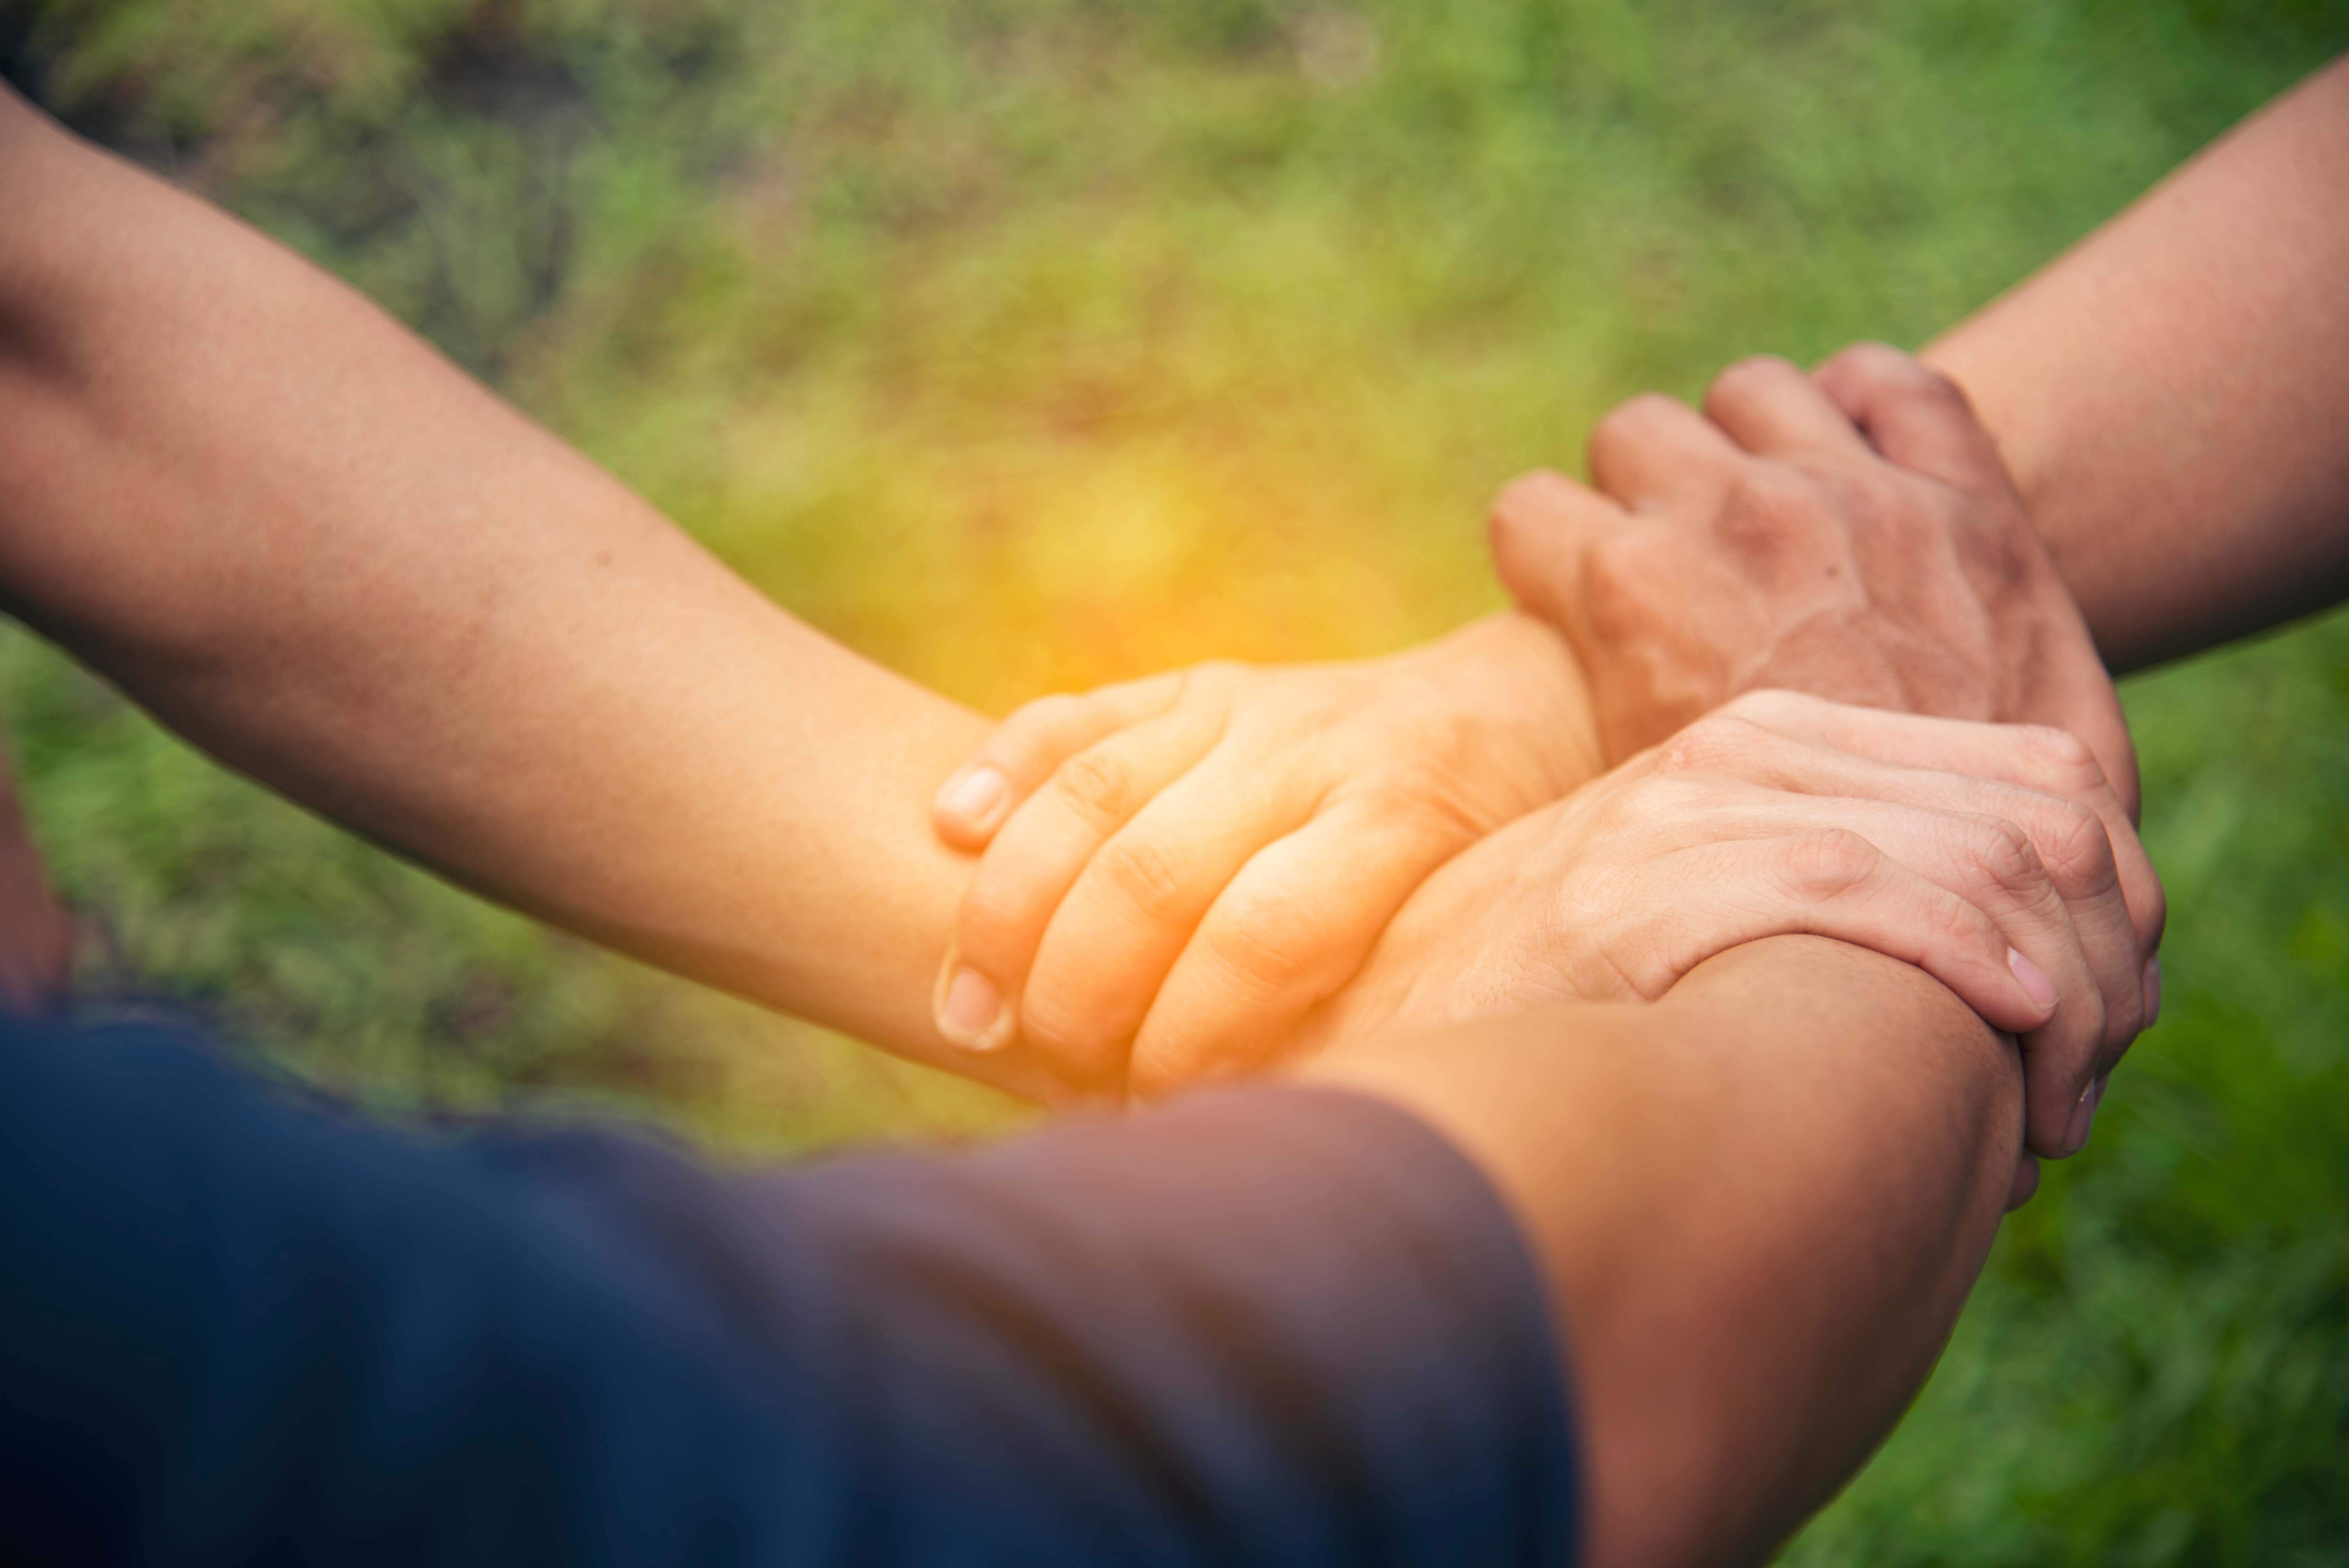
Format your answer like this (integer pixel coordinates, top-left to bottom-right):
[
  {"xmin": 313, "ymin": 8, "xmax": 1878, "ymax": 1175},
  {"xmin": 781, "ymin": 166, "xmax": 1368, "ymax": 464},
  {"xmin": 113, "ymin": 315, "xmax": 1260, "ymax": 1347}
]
[{"xmin": 1404, "ymin": 611, "xmax": 1603, "ymax": 798}]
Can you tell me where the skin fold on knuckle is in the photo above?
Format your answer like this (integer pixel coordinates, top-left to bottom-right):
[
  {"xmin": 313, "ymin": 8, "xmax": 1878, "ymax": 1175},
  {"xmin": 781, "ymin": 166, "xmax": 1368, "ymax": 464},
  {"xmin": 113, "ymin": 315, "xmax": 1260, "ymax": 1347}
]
[
  {"xmin": 1094, "ymin": 830, "xmax": 1201, "ymax": 929},
  {"xmin": 1928, "ymin": 888, "xmax": 2012, "ymax": 977},
  {"xmin": 1649, "ymin": 714, "xmax": 1771, "ymax": 779},
  {"xmin": 2030, "ymin": 796, "xmax": 2121, "ymax": 902},
  {"xmin": 1952, "ymin": 812, "xmax": 2051, "ymax": 903},
  {"xmin": 1780, "ymin": 827, "xmax": 1887, "ymax": 904},
  {"xmin": 1049, "ymin": 746, "xmax": 1146, "ymax": 832},
  {"xmin": 1201, "ymin": 897, "xmax": 1335, "ymax": 1009}
]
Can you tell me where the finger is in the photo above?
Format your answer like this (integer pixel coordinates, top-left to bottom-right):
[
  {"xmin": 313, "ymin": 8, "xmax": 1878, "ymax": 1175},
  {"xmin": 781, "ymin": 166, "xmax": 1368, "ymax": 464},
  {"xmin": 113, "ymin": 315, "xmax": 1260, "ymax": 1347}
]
[
  {"xmin": 1607, "ymin": 828, "xmax": 2062, "ymax": 1037},
  {"xmin": 1125, "ymin": 792, "xmax": 1474, "ymax": 1098},
  {"xmin": 1014, "ymin": 747, "xmax": 1321, "ymax": 1085},
  {"xmin": 2007, "ymin": 1152, "xmax": 2041, "ymax": 1212},
  {"xmin": 1655, "ymin": 711, "xmax": 2146, "ymax": 1047},
  {"xmin": 1701, "ymin": 355, "xmax": 1875, "ymax": 461},
  {"xmin": 1595, "ymin": 774, "xmax": 2111, "ymax": 1151},
  {"xmin": 1715, "ymin": 692, "xmax": 2166, "ymax": 959},
  {"xmin": 936, "ymin": 702, "xmax": 1228, "ymax": 1054},
  {"xmin": 1812, "ymin": 342, "xmax": 2007, "ymax": 494},
  {"xmin": 2014, "ymin": 633, "xmax": 2146, "ymax": 827},
  {"xmin": 1776, "ymin": 798, "xmax": 2111, "ymax": 1152},
  {"xmin": 1585, "ymin": 391, "xmax": 1741, "ymax": 508},
  {"xmin": 933, "ymin": 666, "xmax": 1230, "ymax": 850},
  {"xmin": 1487, "ymin": 468, "xmax": 1632, "ymax": 630}
]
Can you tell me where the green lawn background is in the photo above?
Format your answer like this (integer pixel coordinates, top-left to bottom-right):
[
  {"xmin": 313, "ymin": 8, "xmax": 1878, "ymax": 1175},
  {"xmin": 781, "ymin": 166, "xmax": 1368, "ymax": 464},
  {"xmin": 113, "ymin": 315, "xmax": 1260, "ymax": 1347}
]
[{"xmin": 7, "ymin": 0, "xmax": 2348, "ymax": 1557}]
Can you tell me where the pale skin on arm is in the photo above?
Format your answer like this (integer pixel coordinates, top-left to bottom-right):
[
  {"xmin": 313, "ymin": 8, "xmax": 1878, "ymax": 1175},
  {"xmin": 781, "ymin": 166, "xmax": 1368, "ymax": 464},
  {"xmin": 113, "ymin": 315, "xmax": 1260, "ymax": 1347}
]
[{"xmin": 0, "ymin": 84, "xmax": 1045, "ymax": 1094}]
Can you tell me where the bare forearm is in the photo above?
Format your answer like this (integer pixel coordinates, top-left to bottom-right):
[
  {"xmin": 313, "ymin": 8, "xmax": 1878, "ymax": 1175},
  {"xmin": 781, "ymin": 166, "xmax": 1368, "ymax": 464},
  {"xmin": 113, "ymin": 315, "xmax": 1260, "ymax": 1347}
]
[
  {"xmin": 1306, "ymin": 936, "xmax": 2020, "ymax": 1567},
  {"xmin": 1925, "ymin": 55, "xmax": 2349, "ymax": 671},
  {"xmin": 0, "ymin": 88, "xmax": 1044, "ymax": 1089}
]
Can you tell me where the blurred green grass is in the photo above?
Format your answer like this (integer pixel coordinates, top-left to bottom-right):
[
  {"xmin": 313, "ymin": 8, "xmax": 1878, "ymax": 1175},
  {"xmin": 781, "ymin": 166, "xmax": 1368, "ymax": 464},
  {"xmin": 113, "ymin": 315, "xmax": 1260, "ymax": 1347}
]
[{"xmin": 6, "ymin": 0, "xmax": 2347, "ymax": 1556}]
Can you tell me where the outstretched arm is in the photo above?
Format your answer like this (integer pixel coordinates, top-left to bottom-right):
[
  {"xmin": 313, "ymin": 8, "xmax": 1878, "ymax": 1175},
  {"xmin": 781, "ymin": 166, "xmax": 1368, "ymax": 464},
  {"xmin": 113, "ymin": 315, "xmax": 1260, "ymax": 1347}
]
[
  {"xmin": 1490, "ymin": 58, "xmax": 2349, "ymax": 835},
  {"xmin": 0, "ymin": 84, "xmax": 1044, "ymax": 1090},
  {"xmin": 1926, "ymin": 53, "xmax": 2349, "ymax": 671}
]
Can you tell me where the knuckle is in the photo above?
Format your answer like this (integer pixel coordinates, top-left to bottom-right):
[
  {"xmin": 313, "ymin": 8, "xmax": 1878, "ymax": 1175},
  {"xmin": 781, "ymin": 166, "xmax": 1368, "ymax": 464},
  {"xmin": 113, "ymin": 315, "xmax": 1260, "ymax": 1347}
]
[
  {"xmin": 1201, "ymin": 895, "xmax": 1323, "ymax": 998},
  {"xmin": 1652, "ymin": 713, "xmax": 1765, "ymax": 776},
  {"xmin": 1715, "ymin": 470, "xmax": 1825, "ymax": 553},
  {"xmin": 2011, "ymin": 724, "xmax": 2099, "ymax": 783},
  {"xmin": 1702, "ymin": 354, "xmax": 1799, "ymax": 417},
  {"xmin": 1959, "ymin": 813, "xmax": 2048, "ymax": 894},
  {"xmin": 1835, "ymin": 466, "xmax": 1909, "ymax": 528},
  {"xmin": 1490, "ymin": 467, "xmax": 1577, "ymax": 528},
  {"xmin": 1933, "ymin": 891, "xmax": 2003, "ymax": 958},
  {"xmin": 1786, "ymin": 827, "xmax": 1883, "ymax": 899},
  {"xmin": 1829, "ymin": 340, "xmax": 1963, "ymax": 400},
  {"xmin": 1096, "ymin": 832, "xmax": 1196, "ymax": 925},
  {"xmin": 1050, "ymin": 747, "xmax": 1143, "ymax": 827},
  {"xmin": 1589, "ymin": 392, "xmax": 1681, "ymax": 460},
  {"xmin": 2038, "ymin": 798, "xmax": 2117, "ymax": 891},
  {"xmin": 999, "ymin": 692, "xmax": 1091, "ymax": 758},
  {"xmin": 1581, "ymin": 527, "xmax": 1659, "ymax": 588},
  {"xmin": 1391, "ymin": 771, "xmax": 1495, "ymax": 842},
  {"xmin": 1902, "ymin": 358, "xmax": 1973, "ymax": 413}
]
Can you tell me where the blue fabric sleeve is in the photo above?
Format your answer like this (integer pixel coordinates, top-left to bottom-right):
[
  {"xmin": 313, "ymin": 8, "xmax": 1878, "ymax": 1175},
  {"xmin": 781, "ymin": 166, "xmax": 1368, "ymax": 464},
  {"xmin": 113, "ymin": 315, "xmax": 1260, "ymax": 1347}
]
[{"xmin": 0, "ymin": 1014, "xmax": 1578, "ymax": 1566}]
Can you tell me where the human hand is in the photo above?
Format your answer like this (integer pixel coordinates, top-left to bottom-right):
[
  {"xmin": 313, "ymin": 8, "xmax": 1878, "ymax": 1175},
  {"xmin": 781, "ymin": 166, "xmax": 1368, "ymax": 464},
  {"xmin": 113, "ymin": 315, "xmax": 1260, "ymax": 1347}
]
[
  {"xmin": 1295, "ymin": 691, "xmax": 2162, "ymax": 1162},
  {"xmin": 1488, "ymin": 343, "xmax": 2143, "ymax": 823},
  {"xmin": 929, "ymin": 613, "xmax": 1600, "ymax": 1095}
]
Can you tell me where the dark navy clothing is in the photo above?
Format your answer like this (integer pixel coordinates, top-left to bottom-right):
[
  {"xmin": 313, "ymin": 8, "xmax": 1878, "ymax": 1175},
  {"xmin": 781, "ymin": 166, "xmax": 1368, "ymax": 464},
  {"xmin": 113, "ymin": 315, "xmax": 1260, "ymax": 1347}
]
[{"xmin": 0, "ymin": 1015, "xmax": 1578, "ymax": 1566}]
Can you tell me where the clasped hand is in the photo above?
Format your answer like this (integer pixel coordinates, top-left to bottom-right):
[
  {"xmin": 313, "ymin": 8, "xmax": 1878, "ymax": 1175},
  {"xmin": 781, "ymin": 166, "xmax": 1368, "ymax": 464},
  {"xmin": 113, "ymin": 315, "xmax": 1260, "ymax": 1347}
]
[{"xmin": 930, "ymin": 345, "xmax": 2164, "ymax": 1163}]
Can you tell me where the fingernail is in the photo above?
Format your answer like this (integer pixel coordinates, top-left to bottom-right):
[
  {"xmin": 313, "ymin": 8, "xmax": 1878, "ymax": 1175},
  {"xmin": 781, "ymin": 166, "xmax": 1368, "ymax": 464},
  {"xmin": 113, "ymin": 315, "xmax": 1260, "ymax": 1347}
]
[
  {"xmin": 2008, "ymin": 948, "xmax": 2059, "ymax": 1011},
  {"xmin": 2063, "ymin": 1077, "xmax": 2100, "ymax": 1156},
  {"xmin": 2142, "ymin": 958, "xmax": 2162, "ymax": 1028},
  {"xmin": 937, "ymin": 767, "xmax": 1011, "ymax": 834},
  {"xmin": 938, "ymin": 966, "xmax": 1006, "ymax": 1049}
]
